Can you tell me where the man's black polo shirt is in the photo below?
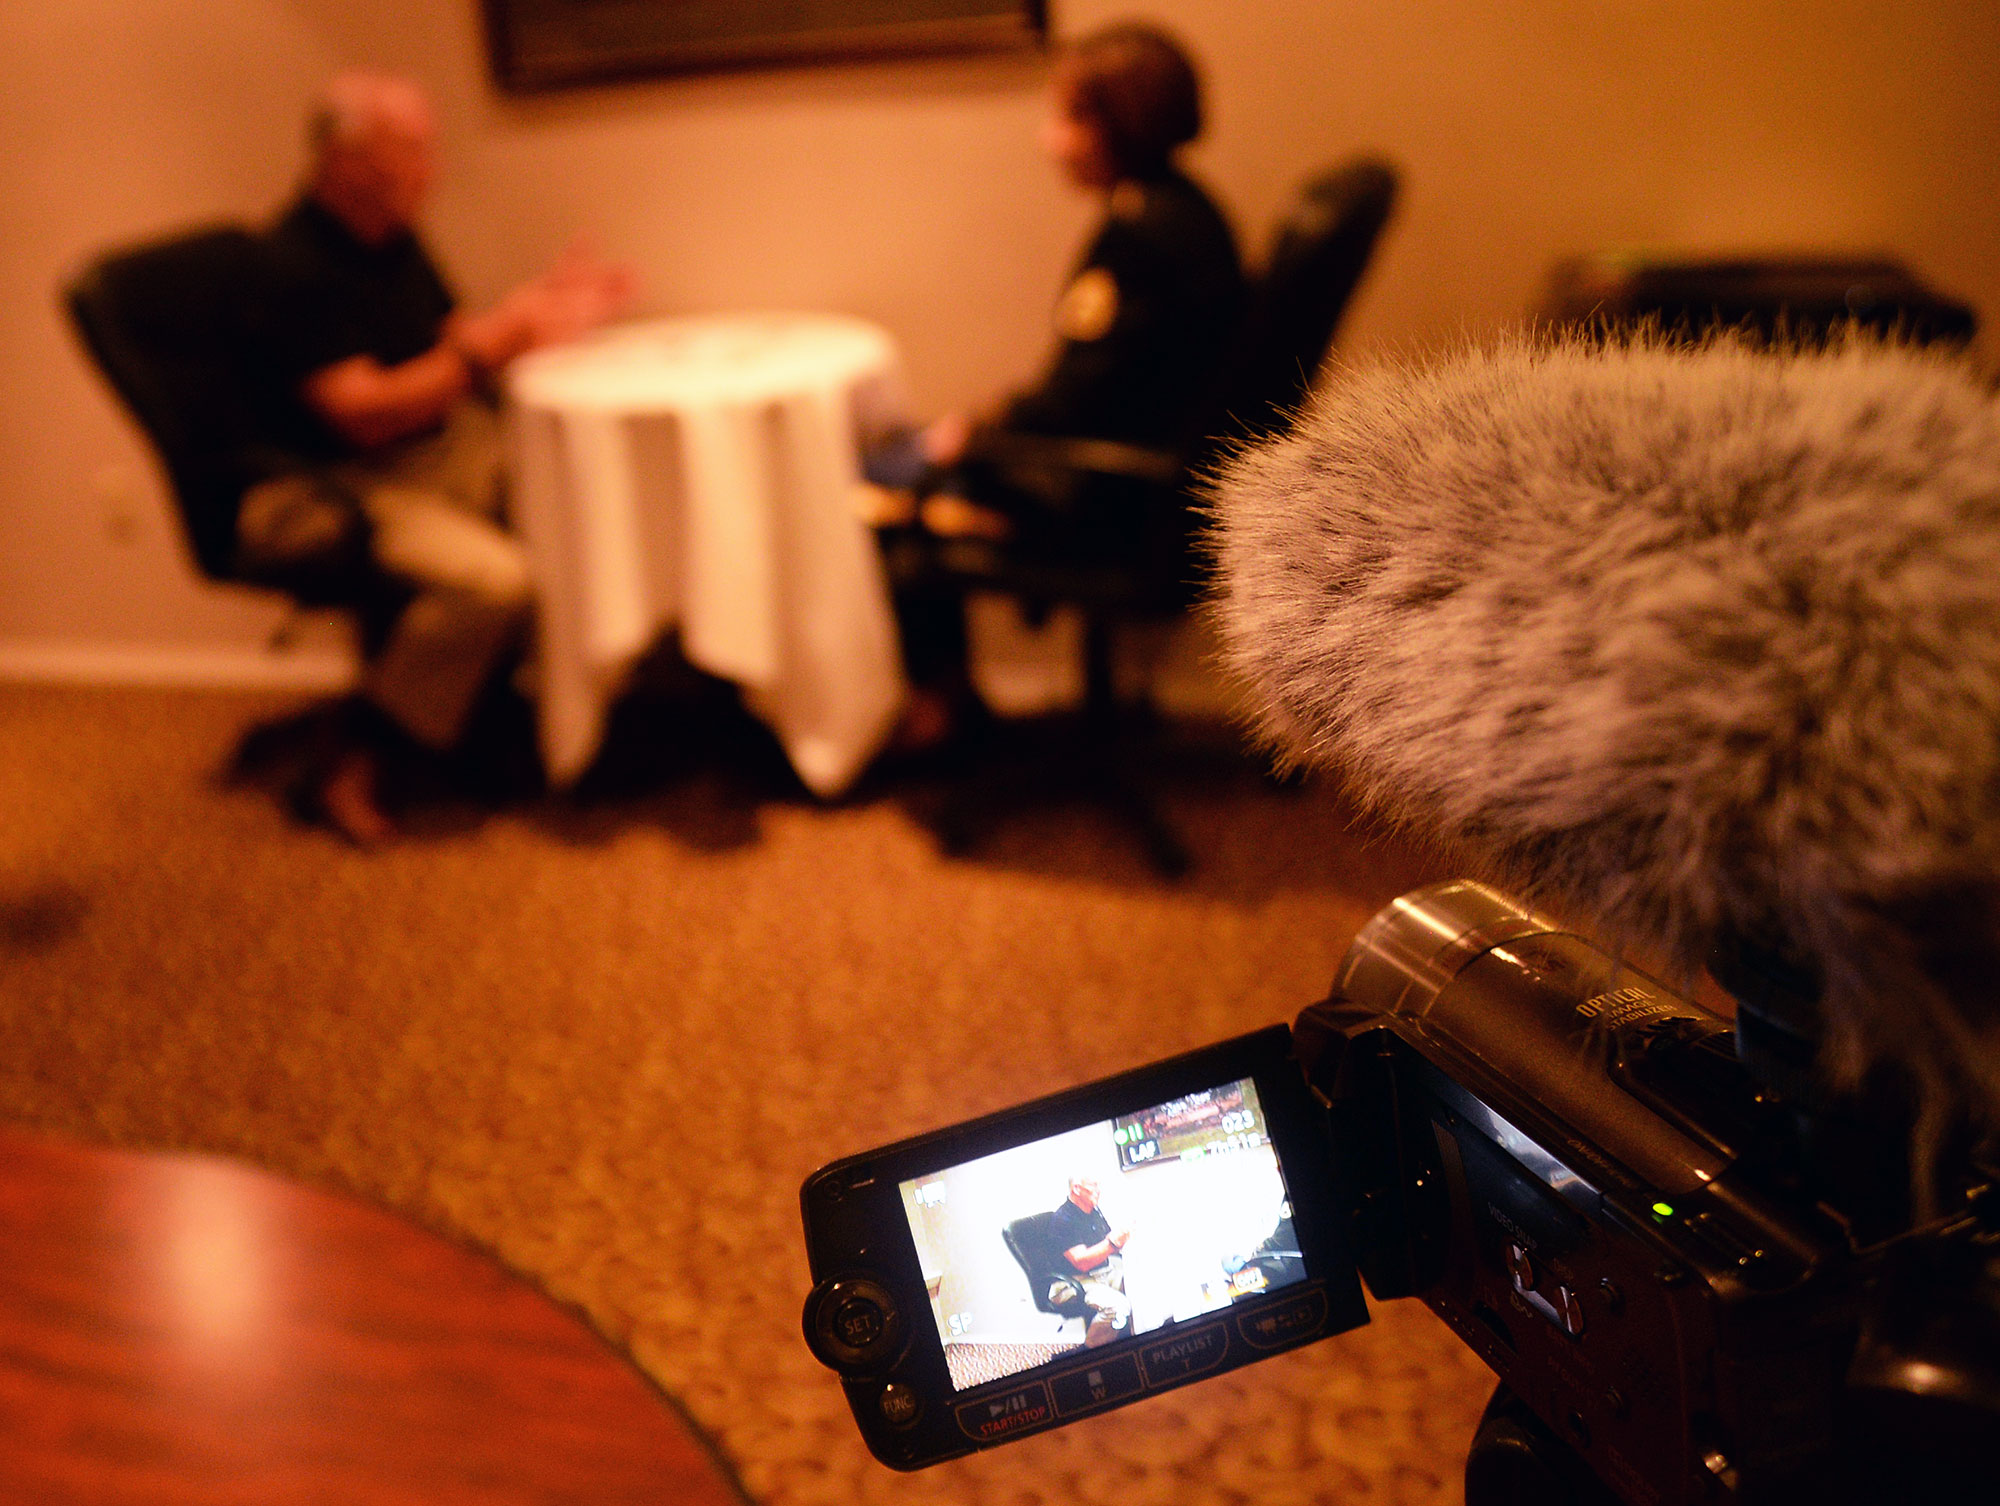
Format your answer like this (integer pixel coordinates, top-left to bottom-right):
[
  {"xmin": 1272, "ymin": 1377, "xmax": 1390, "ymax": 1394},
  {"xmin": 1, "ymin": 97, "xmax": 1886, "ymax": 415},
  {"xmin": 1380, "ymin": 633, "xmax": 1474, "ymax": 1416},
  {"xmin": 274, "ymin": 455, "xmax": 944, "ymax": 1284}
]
[
  {"xmin": 1047, "ymin": 1197, "xmax": 1113, "ymax": 1274},
  {"xmin": 247, "ymin": 196, "xmax": 456, "ymax": 460}
]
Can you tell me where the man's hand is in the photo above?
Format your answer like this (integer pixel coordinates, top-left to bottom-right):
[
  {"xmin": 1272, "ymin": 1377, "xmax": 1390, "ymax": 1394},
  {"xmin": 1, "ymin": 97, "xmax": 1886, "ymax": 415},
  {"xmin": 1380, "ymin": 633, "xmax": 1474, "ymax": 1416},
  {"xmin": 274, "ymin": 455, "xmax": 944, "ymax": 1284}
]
[
  {"xmin": 454, "ymin": 238, "xmax": 637, "ymax": 377},
  {"xmin": 920, "ymin": 411, "xmax": 974, "ymax": 468},
  {"xmin": 1066, "ymin": 1230, "xmax": 1130, "ymax": 1271},
  {"xmin": 306, "ymin": 239, "xmax": 636, "ymax": 451}
]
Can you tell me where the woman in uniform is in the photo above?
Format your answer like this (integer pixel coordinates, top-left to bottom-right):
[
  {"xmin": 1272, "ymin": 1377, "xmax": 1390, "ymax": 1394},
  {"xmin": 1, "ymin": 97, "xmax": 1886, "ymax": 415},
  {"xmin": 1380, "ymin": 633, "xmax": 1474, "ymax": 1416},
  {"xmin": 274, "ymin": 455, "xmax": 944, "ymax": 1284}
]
[{"xmin": 876, "ymin": 21, "xmax": 1245, "ymax": 749}]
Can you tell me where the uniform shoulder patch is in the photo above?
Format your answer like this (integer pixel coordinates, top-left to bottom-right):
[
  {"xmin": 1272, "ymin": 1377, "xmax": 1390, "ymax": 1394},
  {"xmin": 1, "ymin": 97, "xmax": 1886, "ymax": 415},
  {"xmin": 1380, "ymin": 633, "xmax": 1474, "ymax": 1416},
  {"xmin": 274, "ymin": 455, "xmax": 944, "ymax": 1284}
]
[{"xmin": 1055, "ymin": 266, "xmax": 1120, "ymax": 342}]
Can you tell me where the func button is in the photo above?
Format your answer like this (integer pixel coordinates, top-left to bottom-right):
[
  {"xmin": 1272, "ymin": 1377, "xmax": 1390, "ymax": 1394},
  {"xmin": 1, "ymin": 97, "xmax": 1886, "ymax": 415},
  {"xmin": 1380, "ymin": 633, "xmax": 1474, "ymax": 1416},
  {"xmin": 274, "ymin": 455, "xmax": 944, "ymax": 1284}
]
[
  {"xmin": 1138, "ymin": 1321, "xmax": 1229, "ymax": 1385},
  {"xmin": 804, "ymin": 1276, "xmax": 906, "ymax": 1373},
  {"xmin": 877, "ymin": 1382, "xmax": 923, "ymax": 1429},
  {"xmin": 1051, "ymin": 1353, "xmax": 1144, "ymax": 1417}
]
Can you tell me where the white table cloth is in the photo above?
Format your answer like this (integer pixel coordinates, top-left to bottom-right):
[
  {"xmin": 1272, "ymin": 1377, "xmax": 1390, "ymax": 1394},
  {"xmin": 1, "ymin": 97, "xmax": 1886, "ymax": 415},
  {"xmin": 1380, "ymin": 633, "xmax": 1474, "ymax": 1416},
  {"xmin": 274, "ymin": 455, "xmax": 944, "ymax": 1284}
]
[{"xmin": 508, "ymin": 313, "xmax": 908, "ymax": 797}]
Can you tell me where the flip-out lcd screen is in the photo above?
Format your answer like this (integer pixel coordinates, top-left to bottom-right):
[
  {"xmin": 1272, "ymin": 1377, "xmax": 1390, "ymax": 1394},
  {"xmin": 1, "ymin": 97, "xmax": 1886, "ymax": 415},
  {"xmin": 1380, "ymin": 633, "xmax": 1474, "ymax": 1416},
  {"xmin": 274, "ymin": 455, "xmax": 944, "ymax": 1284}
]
[{"xmin": 898, "ymin": 1077, "xmax": 1305, "ymax": 1392}]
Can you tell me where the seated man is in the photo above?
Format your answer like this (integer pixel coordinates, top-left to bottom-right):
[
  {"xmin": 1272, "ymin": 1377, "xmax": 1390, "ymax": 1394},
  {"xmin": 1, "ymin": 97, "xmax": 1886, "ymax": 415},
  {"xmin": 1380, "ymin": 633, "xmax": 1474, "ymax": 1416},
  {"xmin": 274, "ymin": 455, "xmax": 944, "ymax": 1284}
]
[
  {"xmin": 869, "ymin": 22, "xmax": 1245, "ymax": 748},
  {"xmin": 1047, "ymin": 1174, "xmax": 1133, "ymax": 1347},
  {"xmin": 239, "ymin": 70, "xmax": 632, "ymax": 842}
]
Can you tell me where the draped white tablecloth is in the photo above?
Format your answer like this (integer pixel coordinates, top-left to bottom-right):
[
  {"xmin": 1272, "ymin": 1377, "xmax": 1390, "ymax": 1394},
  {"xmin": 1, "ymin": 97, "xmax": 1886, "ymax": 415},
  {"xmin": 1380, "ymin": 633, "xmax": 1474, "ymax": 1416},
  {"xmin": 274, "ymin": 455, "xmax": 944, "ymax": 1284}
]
[{"xmin": 508, "ymin": 314, "xmax": 908, "ymax": 797}]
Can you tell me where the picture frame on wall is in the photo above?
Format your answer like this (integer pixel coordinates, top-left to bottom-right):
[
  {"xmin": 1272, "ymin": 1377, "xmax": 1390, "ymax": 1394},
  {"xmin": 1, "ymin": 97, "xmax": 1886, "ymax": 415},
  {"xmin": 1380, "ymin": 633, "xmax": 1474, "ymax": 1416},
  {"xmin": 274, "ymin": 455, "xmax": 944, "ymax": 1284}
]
[{"xmin": 482, "ymin": 0, "xmax": 1047, "ymax": 91}]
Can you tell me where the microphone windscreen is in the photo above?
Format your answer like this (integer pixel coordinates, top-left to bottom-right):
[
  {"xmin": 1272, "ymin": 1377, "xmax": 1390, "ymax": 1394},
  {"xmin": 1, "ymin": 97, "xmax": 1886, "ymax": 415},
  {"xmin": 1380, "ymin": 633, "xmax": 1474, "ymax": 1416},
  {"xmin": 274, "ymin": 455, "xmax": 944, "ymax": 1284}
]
[{"xmin": 1209, "ymin": 333, "xmax": 2000, "ymax": 1117}]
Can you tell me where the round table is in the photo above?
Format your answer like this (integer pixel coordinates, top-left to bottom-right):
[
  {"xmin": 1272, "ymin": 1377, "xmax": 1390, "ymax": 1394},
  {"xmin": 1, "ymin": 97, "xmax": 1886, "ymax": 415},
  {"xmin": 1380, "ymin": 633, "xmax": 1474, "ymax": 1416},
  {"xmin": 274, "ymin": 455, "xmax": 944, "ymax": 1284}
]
[
  {"xmin": 0, "ymin": 1127, "xmax": 747, "ymax": 1505},
  {"xmin": 508, "ymin": 313, "xmax": 910, "ymax": 797}
]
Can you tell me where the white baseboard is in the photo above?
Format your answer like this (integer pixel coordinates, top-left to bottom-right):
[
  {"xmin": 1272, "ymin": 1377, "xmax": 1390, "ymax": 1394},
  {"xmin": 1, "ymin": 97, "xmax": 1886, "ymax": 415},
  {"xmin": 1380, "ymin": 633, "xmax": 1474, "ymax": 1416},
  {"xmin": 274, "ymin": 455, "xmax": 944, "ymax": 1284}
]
[{"xmin": 0, "ymin": 640, "xmax": 359, "ymax": 692}]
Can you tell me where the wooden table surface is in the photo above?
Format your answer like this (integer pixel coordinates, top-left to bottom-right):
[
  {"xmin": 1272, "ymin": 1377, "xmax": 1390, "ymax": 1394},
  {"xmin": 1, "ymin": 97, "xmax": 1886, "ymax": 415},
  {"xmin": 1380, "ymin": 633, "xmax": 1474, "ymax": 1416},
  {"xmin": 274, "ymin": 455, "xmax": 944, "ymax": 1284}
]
[{"xmin": 0, "ymin": 1127, "xmax": 749, "ymax": 1505}]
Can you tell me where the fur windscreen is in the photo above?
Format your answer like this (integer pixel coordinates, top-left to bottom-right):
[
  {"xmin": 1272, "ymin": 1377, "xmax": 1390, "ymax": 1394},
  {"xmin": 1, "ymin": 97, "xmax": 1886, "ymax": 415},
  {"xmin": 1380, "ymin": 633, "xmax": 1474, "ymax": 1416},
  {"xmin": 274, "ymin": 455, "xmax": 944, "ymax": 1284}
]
[{"xmin": 1208, "ymin": 332, "xmax": 2000, "ymax": 1123}]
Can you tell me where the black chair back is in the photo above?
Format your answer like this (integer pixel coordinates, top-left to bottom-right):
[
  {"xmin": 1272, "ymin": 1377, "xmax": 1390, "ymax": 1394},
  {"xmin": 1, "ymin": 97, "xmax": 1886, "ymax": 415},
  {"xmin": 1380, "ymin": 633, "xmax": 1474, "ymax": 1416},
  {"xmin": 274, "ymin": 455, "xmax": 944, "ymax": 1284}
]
[
  {"xmin": 1001, "ymin": 1212, "xmax": 1092, "ymax": 1320},
  {"xmin": 65, "ymin": 226, "xmax": 292, "ymax": 581},
  {"xmin": 1227, "ymin": 155, "xmax": 1399, "ymax": 443}
]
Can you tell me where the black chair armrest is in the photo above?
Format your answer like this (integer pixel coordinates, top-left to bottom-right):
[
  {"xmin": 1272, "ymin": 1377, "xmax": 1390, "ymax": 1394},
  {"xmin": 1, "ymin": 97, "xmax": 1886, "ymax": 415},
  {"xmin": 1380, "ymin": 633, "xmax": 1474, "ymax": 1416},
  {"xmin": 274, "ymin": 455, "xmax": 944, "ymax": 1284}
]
[{"xmin": 972, "ymin": 430, "xmax": 1184, "ymax": 487}]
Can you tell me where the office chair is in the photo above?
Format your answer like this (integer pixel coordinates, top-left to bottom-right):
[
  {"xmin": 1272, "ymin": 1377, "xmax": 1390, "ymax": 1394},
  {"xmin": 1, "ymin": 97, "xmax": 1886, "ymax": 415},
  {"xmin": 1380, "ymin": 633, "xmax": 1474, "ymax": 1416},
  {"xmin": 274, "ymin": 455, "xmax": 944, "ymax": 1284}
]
[
  {"xmin": 896, "ymin": 155, "xmax": 1401, "ymax": 876},
  {"xmin": 1542, "ymin": 252, "xmax": 1978, "ymax": 346},
  {"xmin": 1000, "ymin": 1212, "xmax": 1095, "ymax": 1335},
  {"xmin": 65, "ymin": 225, "xmax": 403, "ymax": 641},
  {"xmin": 1227, "ymin": 155, "xmax": 1401, "ymax": 440}
]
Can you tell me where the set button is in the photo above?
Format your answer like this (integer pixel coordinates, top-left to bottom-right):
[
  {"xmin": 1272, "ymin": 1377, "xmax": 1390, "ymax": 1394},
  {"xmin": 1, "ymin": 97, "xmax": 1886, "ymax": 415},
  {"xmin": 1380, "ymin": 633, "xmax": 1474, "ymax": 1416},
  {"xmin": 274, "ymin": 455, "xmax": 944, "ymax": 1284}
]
[
  {"xmin": 804, "ymin": 1276, "xmax": 905, "ymax": 1372},
  {"xmin": 834, "ymin": 1294, "xmax": 887, "ymax": 1348}
]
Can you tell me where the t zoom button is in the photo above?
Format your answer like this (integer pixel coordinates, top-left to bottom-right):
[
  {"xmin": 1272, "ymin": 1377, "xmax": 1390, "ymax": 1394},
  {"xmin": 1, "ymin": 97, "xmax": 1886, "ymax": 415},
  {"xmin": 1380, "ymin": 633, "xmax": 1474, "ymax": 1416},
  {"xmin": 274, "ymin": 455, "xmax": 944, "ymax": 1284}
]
[
  {"xmin": 804, "ymin": 1277, "xmax": 907, "ymax": 1373},
  {"xmin": 1139, "ymin": 1321, "xmax": 1229, "ymax": 1384}
]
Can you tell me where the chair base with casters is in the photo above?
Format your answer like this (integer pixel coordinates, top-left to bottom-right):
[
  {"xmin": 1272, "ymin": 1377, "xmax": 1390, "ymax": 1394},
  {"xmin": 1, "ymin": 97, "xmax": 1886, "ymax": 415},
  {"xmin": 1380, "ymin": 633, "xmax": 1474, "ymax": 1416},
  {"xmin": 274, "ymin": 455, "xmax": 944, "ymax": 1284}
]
[
  {"xmin": 884, "ymin": 457, "xmax": 1199, "ymax": 879},
  {"xmin": 937, "ymin": 595, "xmax": 1193, "ymax": 881}
]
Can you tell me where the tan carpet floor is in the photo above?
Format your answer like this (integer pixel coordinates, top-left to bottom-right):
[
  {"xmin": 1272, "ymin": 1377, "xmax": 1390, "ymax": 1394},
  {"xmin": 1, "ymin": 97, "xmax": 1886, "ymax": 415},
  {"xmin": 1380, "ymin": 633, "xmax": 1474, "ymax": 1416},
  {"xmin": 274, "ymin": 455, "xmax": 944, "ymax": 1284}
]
[{"xmin": 0, "ymin": 684, "xmax": 1495, "ymax": 1505}]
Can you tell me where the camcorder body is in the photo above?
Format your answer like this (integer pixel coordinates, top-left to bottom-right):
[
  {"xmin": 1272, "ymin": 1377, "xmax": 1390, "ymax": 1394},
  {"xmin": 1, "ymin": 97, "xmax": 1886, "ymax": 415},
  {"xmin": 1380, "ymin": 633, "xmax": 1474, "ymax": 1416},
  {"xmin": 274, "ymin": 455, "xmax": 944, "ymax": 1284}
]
[{"xmin": 801, "ymin": 881, "xmax": 1998, "ymax": 1502}]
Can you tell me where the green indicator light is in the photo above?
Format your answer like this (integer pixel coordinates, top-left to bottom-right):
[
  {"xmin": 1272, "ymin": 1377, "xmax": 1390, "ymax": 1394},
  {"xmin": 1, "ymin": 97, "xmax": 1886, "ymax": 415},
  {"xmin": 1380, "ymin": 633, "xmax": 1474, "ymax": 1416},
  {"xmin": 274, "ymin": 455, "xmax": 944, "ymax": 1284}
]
[{"xmin": 1651, "ymin": 1201, "xmax": 1676, "ymax": 1219}]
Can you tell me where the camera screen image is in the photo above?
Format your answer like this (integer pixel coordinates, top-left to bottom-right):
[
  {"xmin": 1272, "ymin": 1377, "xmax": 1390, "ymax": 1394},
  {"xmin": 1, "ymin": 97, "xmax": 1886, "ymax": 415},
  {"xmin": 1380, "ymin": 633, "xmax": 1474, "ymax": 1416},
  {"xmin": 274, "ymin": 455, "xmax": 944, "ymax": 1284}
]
[{"xmin": 898, "ymin": 1077, "xmax": 1305, "ymax": 1392}]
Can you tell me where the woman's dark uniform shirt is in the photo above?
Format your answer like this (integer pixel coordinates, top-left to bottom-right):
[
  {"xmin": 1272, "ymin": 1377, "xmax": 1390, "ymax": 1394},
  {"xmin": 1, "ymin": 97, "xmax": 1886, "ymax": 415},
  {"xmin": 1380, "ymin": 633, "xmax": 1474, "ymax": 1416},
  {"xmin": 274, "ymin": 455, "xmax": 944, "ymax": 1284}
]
[
  {"xmin": 1001, "ymin": 168, "xmax": 1244, "ymax": 451},
  {"xmin": 245, "ymin": 196, "xmax": 457, "ymax": 462}
]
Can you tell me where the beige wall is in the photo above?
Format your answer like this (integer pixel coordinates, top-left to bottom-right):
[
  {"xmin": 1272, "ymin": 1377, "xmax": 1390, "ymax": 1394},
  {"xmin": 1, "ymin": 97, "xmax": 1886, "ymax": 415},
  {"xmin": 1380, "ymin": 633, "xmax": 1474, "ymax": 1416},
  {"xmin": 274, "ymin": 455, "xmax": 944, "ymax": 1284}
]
[{"xmin": 4, "ymin": 0, "xmax": 1998, "ymax": 663}]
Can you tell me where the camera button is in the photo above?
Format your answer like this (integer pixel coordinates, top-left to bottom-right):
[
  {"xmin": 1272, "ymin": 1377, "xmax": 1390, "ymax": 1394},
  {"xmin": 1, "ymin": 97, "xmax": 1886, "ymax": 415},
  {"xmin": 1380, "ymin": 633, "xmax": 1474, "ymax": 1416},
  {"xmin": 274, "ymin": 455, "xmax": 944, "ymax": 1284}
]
[
  {"xmin": 878, "ymin": 1382, "xmax": 923, "ymax": 1429},
  {"xmin": 1238, "ymin": 1286, "xmax": 1329, "ymax": 1349}
]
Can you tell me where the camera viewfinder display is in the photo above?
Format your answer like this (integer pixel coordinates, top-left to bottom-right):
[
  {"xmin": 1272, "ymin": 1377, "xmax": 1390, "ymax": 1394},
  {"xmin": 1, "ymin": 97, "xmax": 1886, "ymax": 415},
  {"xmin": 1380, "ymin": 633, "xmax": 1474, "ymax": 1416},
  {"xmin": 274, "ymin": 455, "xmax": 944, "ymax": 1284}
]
[{"xmin": 898, "ymin": 1077, "xmax": 1305, "ymax": 1392}]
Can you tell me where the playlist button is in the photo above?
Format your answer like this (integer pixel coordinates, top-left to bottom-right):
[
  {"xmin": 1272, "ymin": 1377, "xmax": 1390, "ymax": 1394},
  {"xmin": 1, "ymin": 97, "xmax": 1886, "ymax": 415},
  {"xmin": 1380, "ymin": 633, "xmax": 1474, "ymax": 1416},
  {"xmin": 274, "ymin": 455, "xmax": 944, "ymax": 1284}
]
[
  {"xmin": 1051, "ymin": 1353, "xmax": 1145, "ymax": 1417},
  {"xmin": 1138, "ymin": 1321, "xmax": 1229, "ymax": 1385}
]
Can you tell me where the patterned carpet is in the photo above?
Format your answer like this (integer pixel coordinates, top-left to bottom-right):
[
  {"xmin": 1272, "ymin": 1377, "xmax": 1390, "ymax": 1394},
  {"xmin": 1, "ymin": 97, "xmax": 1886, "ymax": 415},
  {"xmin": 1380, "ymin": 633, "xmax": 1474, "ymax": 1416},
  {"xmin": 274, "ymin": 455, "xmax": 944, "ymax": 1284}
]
[
  {"xmin": 0, "ymin": 684, "xmax": 1496, "ymax": 1505},
  {"xmin": 945, "ymin": 1339, "xmax": 1079, "ymax": 1391}
]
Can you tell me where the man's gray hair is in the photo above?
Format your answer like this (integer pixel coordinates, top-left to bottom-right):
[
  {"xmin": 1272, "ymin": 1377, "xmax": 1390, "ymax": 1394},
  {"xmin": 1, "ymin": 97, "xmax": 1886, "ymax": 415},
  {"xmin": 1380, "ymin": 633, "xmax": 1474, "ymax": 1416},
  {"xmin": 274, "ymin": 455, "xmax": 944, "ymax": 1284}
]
[{"xmin": 308, "ymin": 69, "xmax": 429, "ymax": 155}]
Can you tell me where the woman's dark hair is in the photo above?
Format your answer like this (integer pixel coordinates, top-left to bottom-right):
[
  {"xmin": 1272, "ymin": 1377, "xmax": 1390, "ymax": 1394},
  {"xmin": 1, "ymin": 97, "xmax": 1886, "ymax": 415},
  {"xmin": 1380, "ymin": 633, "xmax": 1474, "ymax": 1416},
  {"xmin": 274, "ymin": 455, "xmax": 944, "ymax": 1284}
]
[{"xmin": 1056, "ymin": 22, "xmax": 1203, "ymax": 179}]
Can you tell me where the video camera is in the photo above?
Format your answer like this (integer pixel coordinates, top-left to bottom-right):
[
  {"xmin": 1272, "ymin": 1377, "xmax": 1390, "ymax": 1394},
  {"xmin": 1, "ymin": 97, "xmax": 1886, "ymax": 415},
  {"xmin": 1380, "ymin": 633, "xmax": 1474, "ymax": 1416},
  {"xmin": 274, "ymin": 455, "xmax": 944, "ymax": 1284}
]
[{"xmin": 802, "ymin": 880, "xmax": 1999, "ymax": 1503}]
